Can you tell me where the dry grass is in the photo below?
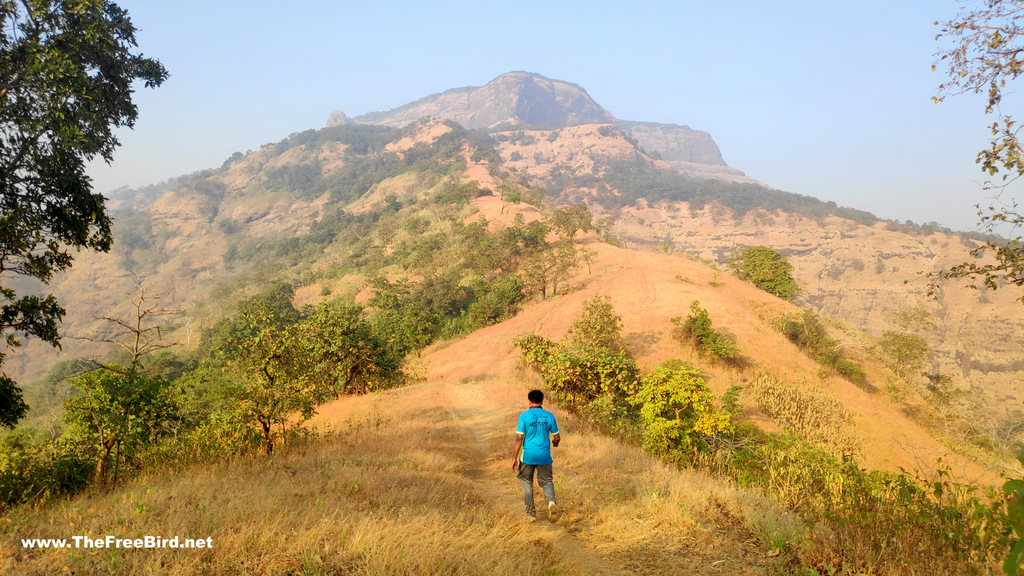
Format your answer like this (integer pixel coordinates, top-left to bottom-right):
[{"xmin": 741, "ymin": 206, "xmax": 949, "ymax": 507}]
[
  {"xmin": 751, "ymin": 374, "xmax": 861, "ymax": 459},
  {"xmin": 0, "ymin": 392, "xmax": 566, "ymax": 575},
  {"xmin": 0, "ymin": 369, "xmax": 803, "ymax": 576}
]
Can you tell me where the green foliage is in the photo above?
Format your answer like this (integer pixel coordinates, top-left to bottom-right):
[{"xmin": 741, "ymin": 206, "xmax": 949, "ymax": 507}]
[
  {"xmin": 515, "ymin": 335, "xmax": 639, "ymax": 411},
  {"xmin": 515, "ymin": 297, "xmax": 638, "ymax": 413},
  {"xmin": 727, "ymin": 432, "xmax": 1005, "ymax": 574},
  {"xmin": 466, "ymin": 275, "xmax": 526, "ymax": 327},
  {"xmin": 565, "ymin": 295, "xmax": 623, "ymax": 351},
  {"xmin": 876, "ymin": 307, "xmax": 933, "ymax": 384},
  {"xmin": 779, "ymin": 310, "xmax": 838, "ymax": 364},
  {"xmin": 777, "ymin": 309, "xmax": 865, "ymax": 383},
  {"xmin": 671, "ymin": 300, "xmax": 738, "ymax": 362},
  {"xmin": 727, "ymin": 245, "xmax": 800, "ymax": 301},
  {"xmin": 0, "ymin": 0, "xmax": 166, "ymax": 428},
  {"xmin": 720, "ymin": 384, "xmax": 743, "ymax": 419},
  {"xmin": 63, "ymin": 369, "xmax": 177, "ymax": 484},
  {"xmin": 1003, "ymin": 468, "xmax": 1024, "ymax": 575},
  {"xmin": 220, "ymin": 306, "xmax": 329, "ymax": 455},
  {"xmin": 630, "ymin": 360, "xmax": 733, "ymax": 459},
  {"xmin": 203, "ymin": 283, "xmax": 301, "ymax": 356},
  {"xmin": 592, "ymin": 161, "xmax": 878, "ymax": 224},
  {"xmin": 432, "ymin": 178, "xmax": 487, "ymax": 207},
  {"xmin": 295, "ymin": 303, "xmax": 402, "ymax": 396},
  {"xmin": 878, "ymin": 330, "xmax": 929, "ymax": 382},
  {"xmin": 516, "ymin": 300, "xmax": 735, "ymax": 461},
  {"xmin": 60, "ymin": 289, "xmax": 180, "ymax": 484},
  {"xmin": 0, "ymin": 433, "xmax": 92, "ymax": 510},
  {"xmin": 548, "ymin": 203, "xmax": 595, "ymax": 240}
]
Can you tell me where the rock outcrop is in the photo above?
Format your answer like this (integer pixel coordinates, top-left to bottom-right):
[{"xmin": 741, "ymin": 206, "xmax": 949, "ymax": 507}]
[
  {"xmin": 617, "ymin": 120, "xmax": 725, "ymax": 166},
  {"xmin": 326, "ymin": 110, "xmax": 353, "ymax": 127},
  {"xmin": 334, "ymin": 71, "xmax": 761, "ymax": 184},
  {"xmin": 351, "ymin": 71, "xmax": 616, "ymax": 129}
]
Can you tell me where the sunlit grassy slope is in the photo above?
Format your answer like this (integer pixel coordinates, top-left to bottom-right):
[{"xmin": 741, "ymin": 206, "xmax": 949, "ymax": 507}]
[
  {"xmin": 1, "ymin": 237, "xmax": 995, "ymax": 575},
  {"xmin": 0, "ymin": 372, "xmax": 795, "ymax": 575}
]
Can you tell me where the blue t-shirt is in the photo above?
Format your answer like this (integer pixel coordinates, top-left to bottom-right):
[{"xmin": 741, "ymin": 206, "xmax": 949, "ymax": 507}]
[{"xmin": 516, "ymin": 407, "xmax": 559, "ymax": 465}]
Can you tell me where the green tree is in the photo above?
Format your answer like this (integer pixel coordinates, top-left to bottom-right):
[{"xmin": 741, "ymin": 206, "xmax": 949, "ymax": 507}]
[
  {"xmin": 548, "ymin": 203, "xmax": 594, "ymax": 240},
  {"xmin": 565, "ymin": 295, "xmax": 623, "ymax": 351},
  {"xmin": 877, "ymin": 307, "xmax": 934, "ymax": 383},
  {"xmin": 630, "ymin": 360, "xmax": 732, "ymax": 459},
  {"xmin": 296, "ymin": 303, "xmax": 401, "ymax": 397},
  {"xmin": 220, "ymin": 306, "xmax": 322, "ymax": 456},
  {"xmin": 0, "ymin": 0, "xmax": 167, "ymax": 427},
  {"xmin": 63, "ymin": 369, "xmax": 175, "ymax": 485},
  {"xmin": 727, "ymin": 245, "xmax": 800, "ymax": 300},
  {"xmin": 933, "ymin": 1, "xmax": 1024, "ymax": 302},
  {"xmin": 62, "ymin": 289, "xmax": 178, "ymax": 484}
]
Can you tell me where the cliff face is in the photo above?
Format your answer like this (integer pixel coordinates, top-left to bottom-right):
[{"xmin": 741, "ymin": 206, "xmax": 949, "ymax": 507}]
[
  {"xmin": 348, "ymin": 71, "xmax": 616, "ymax": 129},
  {"xmin": 617, "ymin": 120, "xmax": 725, "ymax": 166},
  {"xmin": 330, "ymin": 71, "xmax": 760, "ymax": 184}
]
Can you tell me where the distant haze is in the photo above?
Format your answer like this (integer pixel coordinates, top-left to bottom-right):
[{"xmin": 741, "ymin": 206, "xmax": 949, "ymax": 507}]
[{"xmin": 87, "ymin": 0, "xmax": 1015, "ymax": 231}]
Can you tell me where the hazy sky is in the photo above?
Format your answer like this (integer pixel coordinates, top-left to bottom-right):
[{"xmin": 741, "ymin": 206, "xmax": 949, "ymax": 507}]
[{"xmin": 86, "ymin": 0, "xmax": 1013, "ymax": 231}]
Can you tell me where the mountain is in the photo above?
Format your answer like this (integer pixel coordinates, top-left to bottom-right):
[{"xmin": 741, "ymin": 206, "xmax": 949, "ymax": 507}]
[
  {"xmin": 330, "ymin": 71, "xmax": 759, "ymax": 185},
  {"xmin": 341, "ymin": 71, "xmax": 616, "ymax": 130},
  {"xmin": 7, "ymin": 75, "xmax": 1021, "ymax": 485},
  {"xmin": 7, "ymin": 73, "xmax": 1023, "ymax": 576}
]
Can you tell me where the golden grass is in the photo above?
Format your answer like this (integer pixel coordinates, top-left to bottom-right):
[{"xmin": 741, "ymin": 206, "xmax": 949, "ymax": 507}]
[
  {"xmin": 0, "ymin": 395, "xmax": 567, "ymax": 575},
  {"xmin": 0, "ymin": 369, "xmax": 805, "ymax": 576}
]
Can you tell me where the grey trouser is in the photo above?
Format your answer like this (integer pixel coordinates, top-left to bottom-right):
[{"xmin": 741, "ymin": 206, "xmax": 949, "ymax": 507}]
[{"xmin": 517, "ymin": 462, "xmax": 556, "ymax": 516}]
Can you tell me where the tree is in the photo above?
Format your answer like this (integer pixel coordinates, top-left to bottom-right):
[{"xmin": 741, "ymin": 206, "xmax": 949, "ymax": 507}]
[
  {"xmin": 933, "ymin": 1, "xmax": 1024, "ymax": 302},
  {"xmin": 62, "ymin": 289, "xmax": 178, "ymax": 485},
  {"xmin": 565, "ymin": 295, "xmax": 623, "ymax": 351},
  {"xmin": 727, "ymin": 245, "xmax": 800, "ymax": 300},
  {"xmin": 630, "ymin": 360, "xmax": 732, "ymax": 459},
  {"xmin": 296, "ymin": 303, "xmax": 401, "ymax": 397},
  {"xmin": 0, "ymin": 1, "xmax": 167, "ymax": 427},
  {"xmin": 220, "ymin": 306, "xmax": 322, "ymax": 456}
]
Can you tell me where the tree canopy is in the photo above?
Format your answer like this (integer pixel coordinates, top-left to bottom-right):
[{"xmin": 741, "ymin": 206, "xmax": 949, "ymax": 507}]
[
  {"xmin": 726, "ymin": 245, "xmax": 800, "ymax": 301},
  {"xmin": 933, "ymin": 0, "xmax": 1024, "ymax": 301},
  {"xmin": 0, "ymin": 0, "xmax": 166, "ymax": 427}
]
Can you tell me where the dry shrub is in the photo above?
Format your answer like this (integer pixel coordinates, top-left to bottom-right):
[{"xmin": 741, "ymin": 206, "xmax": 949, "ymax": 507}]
[{"xmin": 751, "ymin": 374, "xmax": 860, "ymax": 459}]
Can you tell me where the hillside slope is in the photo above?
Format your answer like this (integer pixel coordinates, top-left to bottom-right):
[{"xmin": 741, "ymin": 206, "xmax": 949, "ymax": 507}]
[
  {"xmin": 1, "ymin": 243, "xmax": 996, "ymax": 573},
  {"xmin": 8, "ymin": 114, "xmax": 1018, "ymax": 481}
]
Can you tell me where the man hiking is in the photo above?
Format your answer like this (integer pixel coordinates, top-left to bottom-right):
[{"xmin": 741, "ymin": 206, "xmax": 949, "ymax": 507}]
[{"xmin": 511, "ymin": 389, "xmax": 561, "ymax": 523}]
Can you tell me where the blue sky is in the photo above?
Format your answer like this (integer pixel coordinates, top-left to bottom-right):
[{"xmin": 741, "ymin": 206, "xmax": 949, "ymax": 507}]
[{"xmin": 87, "ymin": 0, "xmax": 1009, "ymax": 230}]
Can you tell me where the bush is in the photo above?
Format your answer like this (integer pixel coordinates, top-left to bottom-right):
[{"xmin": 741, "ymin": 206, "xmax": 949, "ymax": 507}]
[
  {"xmin": 515, "ymin": 334, "xmax": 639, "ymax": 410},
  {"xmin": 727, "ymin": 245, "xmax": 800, "ymax": 300},
  {"xmin": 671, "ymin": 300, "xmax": 738, "ymax": 362},
  {"xmin": 565, "ymin": 295, "xmax": 624, "ymax": 352},
  {"xmin": 630, "ymin": 360, "xmax": 732, "ymax": 460},
  {"xmin": 777, "ymin": 309, "xmax": 866, "ymax": 383},
  {"xmin": 0, "ymin": 433, "xmax": 92, "ymax": 509}
]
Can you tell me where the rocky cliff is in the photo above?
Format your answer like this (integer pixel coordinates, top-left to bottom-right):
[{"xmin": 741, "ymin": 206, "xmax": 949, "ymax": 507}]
[
  {"xmin": 348, "ymin": 71, "xmax": 616, "ymax": 129},
  {"xmin": 330, "ymin": 71, "xmax": 760, "ymax": 184}
]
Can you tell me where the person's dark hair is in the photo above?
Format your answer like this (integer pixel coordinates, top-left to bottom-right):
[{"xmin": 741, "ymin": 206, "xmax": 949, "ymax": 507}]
[{"xmin": 527, "ymin": 389, "xmax": 544, "ymax": 404}]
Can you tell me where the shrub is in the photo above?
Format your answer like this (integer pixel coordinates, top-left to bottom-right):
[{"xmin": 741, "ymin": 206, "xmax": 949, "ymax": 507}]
[
  {"xmin": 524, "ymin": 342, "xmax": 639, "ymax": 410},
  {"xmin": 777, "ymin": 309, "xmax": 866, "ymax": 383},
  {"xmin": 565, "ymin": 295, "xmax": 624, "ymax": 351},
  {"xmin": 0, "ymin": 433, "xmax": 92, "ymax": 509},
  {"xmin": 671, "ymin": 300, "xmax": 738, "ymax": 362},
  {"xmin": 630, "ymin": 360, "xmax": 732, "ymax": 459},
  {"xmin": 727, "ymin": 245, "xmax": 800, "ymax": 300},
  {"xmin": 877, "ymin": 330, "xmax": 929, "ymax": 383}
]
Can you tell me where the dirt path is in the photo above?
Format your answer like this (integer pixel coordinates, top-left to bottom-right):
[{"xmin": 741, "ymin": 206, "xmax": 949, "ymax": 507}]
[{"xmin": 443, "ymin": 379, "xmax": 631, "ymax": 576}]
